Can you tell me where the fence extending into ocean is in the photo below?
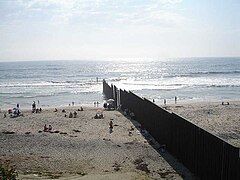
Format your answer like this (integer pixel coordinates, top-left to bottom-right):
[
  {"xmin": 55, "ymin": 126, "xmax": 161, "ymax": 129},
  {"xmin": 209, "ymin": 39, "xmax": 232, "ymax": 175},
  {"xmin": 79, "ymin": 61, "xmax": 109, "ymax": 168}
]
[{"xmin": 103, "ymin": 79, "xmax": 240, "ymax": 180}]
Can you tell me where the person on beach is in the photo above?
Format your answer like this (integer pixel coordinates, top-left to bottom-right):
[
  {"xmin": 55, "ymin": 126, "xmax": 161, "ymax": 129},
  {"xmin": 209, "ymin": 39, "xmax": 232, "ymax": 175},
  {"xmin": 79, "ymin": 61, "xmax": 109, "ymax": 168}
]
[
  {"xmin": 109, "ymin": 120, "xmax": 113, "ymax": 133},
  {"xmin": 17, "ymin": 103, "xmax": 19, "ymax": 108},
  {"xmin": 48, "ymin": 125, "xmax": 52, "ymax": 131},
  {"xmin": 32, "ymin": 101, "xmax": 36, "ymax": 113},
  {"xmin": 69, "ymin": 112, "xmax": 73, "ymax": 118},
  {"xmin": 175, "ymin": 96, "xmax": 177, "ymax": 104},
  {"xmin": 73, "ymin": 111, "xmax": 77, "ymax": 118},
  {"xmin": 164, "ymin": 99, "xmax": 166, "ymax": 106},
  {"xmin": 44, "ymin": 124, "xmax": 48, "ymax": 132}
]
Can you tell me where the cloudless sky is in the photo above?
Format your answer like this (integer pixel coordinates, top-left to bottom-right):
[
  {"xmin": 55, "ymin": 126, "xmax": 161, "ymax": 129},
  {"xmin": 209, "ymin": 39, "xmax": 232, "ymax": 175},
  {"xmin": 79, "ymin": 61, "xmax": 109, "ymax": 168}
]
[{"xmin": 0, "ymin": 0, "xmax": 239, "ymax": 61}]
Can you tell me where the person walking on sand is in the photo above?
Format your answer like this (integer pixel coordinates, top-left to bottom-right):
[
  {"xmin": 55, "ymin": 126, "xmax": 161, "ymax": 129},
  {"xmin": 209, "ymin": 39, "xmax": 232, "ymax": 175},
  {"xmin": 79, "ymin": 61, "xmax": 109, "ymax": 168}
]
[
  {"xmin": 109, "ymin": 120, "xmax": 113, "ymax": 133},
  {"xmin": 175, "ymin": 96, "xmax": 177, "ymax": 104},
  {"xmin": 164, "ymin": 99, "xmax": 166, "ymax": 106}
]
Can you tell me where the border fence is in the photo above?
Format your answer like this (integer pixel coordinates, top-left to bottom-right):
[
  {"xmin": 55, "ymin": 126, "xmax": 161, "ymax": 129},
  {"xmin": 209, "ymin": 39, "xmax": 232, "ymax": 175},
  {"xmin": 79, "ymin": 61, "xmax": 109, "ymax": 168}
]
[{"xmin": 103, "ymin": 79, "xmax": 240, "ymax": 180}]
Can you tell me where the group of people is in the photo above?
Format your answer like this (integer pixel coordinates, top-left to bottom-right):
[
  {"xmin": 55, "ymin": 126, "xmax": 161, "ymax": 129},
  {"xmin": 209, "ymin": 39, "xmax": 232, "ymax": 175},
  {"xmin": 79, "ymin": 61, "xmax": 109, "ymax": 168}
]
[
  {"xmin": 3, "ymin": 104, "xmax": 24, "ymax": 118},
  {"xmin": 152, "ymin": 96, "xmax": 178, "ymax": 106},
  {"xmin": 32, "ymin": 101, "xmax": 41, "ymax": 113},
  {"xmin": 61, "ymin": 107, "xmax": 83, "ymax": 118},
  {"xmin": 94, "ymin": 101, "xmax": 100, "ymax": 107},
  {"xmin": 94, "ymin": 111, "xmax": 104, "ymax": 119},
  {"xmin": 64, "ymin": 111, "xmax": 78, "ymax": 118},
  {"xmin": 44, "ymin": 124, "xmax": 53, "ymax": 132},
  {"xmin": 164, "ymin": 96, "xmax": 177, "ymax": 105},
  {"xmin": 222, "ymin": 101, "xmax": 230, "ymax": 105}
]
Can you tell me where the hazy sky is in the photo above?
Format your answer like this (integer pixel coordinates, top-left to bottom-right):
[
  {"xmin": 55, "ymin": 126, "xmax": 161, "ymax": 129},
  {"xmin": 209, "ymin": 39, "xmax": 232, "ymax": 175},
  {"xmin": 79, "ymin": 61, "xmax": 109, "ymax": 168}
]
[{"xmin": 0, "ymin": 0, "xmax": 239, "ymax": 61}]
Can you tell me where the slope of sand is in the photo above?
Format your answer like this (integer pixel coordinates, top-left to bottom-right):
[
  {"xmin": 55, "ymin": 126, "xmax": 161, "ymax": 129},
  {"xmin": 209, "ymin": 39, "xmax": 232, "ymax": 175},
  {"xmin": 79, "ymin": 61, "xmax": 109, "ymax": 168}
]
[
  {"xmin": 166, "ymin": 101, "xmax": 240, "ymax": 147},
  {"xmin": 0, "ymin": 107, "xmax": 193, "ymax": 180}
]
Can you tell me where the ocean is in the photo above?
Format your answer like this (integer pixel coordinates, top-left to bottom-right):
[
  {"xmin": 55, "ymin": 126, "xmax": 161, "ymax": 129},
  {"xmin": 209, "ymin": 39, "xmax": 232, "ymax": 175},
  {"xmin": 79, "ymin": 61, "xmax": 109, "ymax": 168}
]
[{"xmin": 0, "ymin": 57, "xmax": 239, "ymax": 109}]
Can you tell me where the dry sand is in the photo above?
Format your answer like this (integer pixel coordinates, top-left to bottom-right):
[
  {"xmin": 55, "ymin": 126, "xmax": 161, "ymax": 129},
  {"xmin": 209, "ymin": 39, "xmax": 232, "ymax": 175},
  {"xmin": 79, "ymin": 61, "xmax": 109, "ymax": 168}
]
[
  {"xmin": 166, "ymin": 101, "xmax": 240, "ymax": 147},
  {"xmin": 0, "ymin": 106, "xmax": 193, "ymax": 180}
]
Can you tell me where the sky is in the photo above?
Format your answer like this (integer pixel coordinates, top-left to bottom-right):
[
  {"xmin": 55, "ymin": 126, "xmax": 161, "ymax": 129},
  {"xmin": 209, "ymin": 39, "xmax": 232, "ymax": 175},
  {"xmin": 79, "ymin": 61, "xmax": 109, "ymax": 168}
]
[{"xmin": 0, "ymin": 0, "xmax": 239, "ymax": 61}]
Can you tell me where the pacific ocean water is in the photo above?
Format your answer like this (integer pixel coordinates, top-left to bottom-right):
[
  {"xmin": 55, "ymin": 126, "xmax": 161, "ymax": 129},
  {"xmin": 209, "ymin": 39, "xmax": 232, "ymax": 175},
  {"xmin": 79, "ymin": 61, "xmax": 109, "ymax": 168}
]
[{"xmin": 0, "ymin": 57, "xmax": 239, "ymax": 109}]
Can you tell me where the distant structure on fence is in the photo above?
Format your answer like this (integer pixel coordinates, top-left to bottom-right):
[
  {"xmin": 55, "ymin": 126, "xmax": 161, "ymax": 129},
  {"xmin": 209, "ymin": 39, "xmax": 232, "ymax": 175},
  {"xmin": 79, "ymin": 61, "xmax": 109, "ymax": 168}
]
[{"xmin": 103, "ymin": 79, "xmax": 240, "ymax": 180}]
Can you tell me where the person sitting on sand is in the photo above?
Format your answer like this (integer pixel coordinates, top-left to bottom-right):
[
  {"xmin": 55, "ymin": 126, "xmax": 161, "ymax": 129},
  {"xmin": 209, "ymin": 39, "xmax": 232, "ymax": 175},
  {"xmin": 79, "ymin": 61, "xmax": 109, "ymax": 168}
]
[
  {"xmin": 44, "ymin": 124, "xmax": 48, "ymax": 132},
  {"xmin": 62, "ymin": 109, "xmax": 66, "ymax": 113},
  {"xmin": 54, "ymin": 108, "xmax": 58, "ymax": 112},
  {"xmin": 73, "ymin": 111, "xmax": 77, "ymax": 118},
  {"xmin": 80, "ymin": 107, "xmax": 83, "ymax": 111},
  {"xmin": 103, "ymin": 102, "xmax": 107, "ymax": 109},
  {"xmin": 69, "ymin": 112, "xmax": 73, "ymax": 118},
  {"xmin": 94, "ymin": 111, "xmax": 104, "ymax": 119},
  {"xmin": 48, "ymin": 125, "xmax": 52, "ymax": 131}
]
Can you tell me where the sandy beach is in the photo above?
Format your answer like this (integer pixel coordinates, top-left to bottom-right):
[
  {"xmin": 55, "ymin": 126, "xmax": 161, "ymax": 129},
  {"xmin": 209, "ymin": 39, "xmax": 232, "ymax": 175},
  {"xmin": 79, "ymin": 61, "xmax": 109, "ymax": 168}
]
[
  {"xmin": 166, "ymin": 101, "xmax": 240, "ymax": 147},
  {"xmin": 0, "ymin": 106, "xmax": 193, "ymax": 180},
  {"xmin": 1, "ymin": 101, "xmax": 239, "ymax": 179}
]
